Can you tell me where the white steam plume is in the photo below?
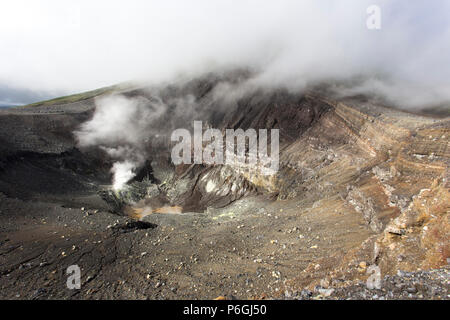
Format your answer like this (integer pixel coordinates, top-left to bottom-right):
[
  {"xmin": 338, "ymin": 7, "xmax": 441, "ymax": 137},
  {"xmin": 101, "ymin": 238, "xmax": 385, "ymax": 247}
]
[
  {"xmin": 75, "ymin": 94, "xmax": 166, "ymax": 190},
  {"xmin": 111, "ymin": 161, "xmax": 136, "ymax": 191},
  {"xmin": 74, "ymin": 89, "xmax": 209, "ymax": 190}
]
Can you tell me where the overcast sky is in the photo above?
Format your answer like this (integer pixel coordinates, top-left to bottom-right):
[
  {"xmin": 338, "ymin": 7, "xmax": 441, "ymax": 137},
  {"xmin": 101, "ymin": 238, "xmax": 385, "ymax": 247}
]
[{"xmin": 0, "ymin": 0, "xmax": 449, "ymax": 108}]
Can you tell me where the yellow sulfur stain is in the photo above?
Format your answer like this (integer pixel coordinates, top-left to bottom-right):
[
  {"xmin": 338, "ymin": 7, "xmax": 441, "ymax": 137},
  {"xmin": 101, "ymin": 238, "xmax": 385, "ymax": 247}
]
[{"xmin": 125, "ymin": 206, "xmax": 183, "ymax": 219}]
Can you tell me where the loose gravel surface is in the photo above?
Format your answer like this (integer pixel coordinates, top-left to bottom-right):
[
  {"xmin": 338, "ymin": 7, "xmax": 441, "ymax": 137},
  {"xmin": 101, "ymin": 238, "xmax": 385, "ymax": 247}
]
[{"xmin": 286, "ymin": 267, "xmax": 449, "ymax": 300}]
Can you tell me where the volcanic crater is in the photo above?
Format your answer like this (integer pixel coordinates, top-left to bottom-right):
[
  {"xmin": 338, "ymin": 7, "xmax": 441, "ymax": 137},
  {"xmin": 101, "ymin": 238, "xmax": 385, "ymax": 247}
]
[{"xmin": 0, "ymin": 73, "xmax": 448, "ymax": 299}]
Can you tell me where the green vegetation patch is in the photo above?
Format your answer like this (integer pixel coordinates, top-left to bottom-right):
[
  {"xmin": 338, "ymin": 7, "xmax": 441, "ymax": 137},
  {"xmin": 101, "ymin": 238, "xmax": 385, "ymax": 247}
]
[{"xmin": 22, "ymin": 85, "xmax": 121, "ymax": 108}]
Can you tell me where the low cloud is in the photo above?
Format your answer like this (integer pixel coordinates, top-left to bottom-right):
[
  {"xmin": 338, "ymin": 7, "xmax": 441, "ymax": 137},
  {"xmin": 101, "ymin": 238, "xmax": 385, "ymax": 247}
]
[{"xmin": 1, "ymin": 0, "xmax": 449, "ymax": 109}]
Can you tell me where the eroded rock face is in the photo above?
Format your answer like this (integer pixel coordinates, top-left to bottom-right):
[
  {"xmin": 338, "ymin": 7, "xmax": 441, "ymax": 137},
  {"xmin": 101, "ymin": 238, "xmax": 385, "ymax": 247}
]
[
  {"xmin": 284, "ymin": 101, "xmax": 449, "ymax": 288},
  {"xmin": 99, "ymin": 81, "xmax": 334, "ymax": 214}
]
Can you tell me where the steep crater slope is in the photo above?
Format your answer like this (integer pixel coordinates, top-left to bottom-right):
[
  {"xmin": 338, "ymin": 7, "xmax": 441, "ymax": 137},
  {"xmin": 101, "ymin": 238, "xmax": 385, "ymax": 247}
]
[{"xmin": 93, "ymin": 76, "xmax": 334, "ymax": 215}]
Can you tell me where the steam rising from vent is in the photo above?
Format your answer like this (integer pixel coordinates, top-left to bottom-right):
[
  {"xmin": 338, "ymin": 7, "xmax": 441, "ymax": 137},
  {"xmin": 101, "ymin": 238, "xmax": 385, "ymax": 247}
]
[
  {"xmin": 74, "ymin": 88, "xmax": 222, "ymax": 190},
  {"xmin": 111, "ymin": 161, "xmax": 136, "ymax": 191},
  {"xmin": 75, "ymin": 94, "xmax": 167, "ymax": 190}
]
